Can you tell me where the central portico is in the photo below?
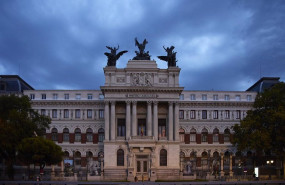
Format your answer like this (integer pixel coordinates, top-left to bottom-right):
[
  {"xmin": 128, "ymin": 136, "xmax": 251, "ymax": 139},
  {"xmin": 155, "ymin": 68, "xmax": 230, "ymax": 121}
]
[{"xmin": 100, "ymin": 60, "xmax": 183, "ymax": 181}]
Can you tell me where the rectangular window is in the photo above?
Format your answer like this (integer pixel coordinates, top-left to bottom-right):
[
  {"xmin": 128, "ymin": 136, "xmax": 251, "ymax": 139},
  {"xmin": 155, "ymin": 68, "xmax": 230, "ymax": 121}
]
[
  {"xmin": 117, "ymin": 119, "xmax": 126, "ymax": 137},
  {"xmin": 41, "ymin": 94, "xmax": 46, "ymax": 100},
  {"xmin": 180, "ymin": 94, "xmax": 184, "ymax": 100},
  {"xmin": 99, "ymin": 109, "xmax": 104, "ymax": 119},
  {"xmin": 190, "ymin": 110, "xmax": 196, "ymax": 119},
  {"xmin": 213, "ymin": 95, "xmax": 218, "ymax": 100},
  {"xmin": 225, "ymin": 95, "xmax": 230, "ymax": 101},
  {"xmin": 236, "ymin": 110, "xmax": 241, "ymax": 119},
  {"xmin": 158, "ymin": 119, "xmax": 167, "ymax": 139},
  {"xmin": 179, "ymin": 110, "xmax": 184, "ymax": 119},
  {"xmin": 64, "ymin": 109, "xmax": 69, "ymax": 118},
  {"xmin": 202, "ymin": 94, "xmax": 207, "ymax": 100},
  {"xmin": 52, "ymin": 109, "xmax": 57, "ymax": 118},
  {"xmin": 75, "ymin": 109, "xmax": 81, "ymax": 118},
  {"xmin": 0, "ymin": 83, "xmax": 5, "ymax": 91},
  {"xmin": 64, "ymin": 94, "xmax": 69, "ymax": 100},
  {"xmin": 247, "ymin": 95, "xmax": 252, "ymax": 101},
  {"xmin": 190, "ymin": 94, "xmax": 196, "ymax": 100},
  {"xmin": 30, "ymin": 94, "xmax": 35, "ymax": 100},
  {"xmin": 53, "ymin": 93, "xmax": 58, "ymax": 100},
  {"xmin": 76, "ymin": 94, "xmax": 81, "ymax": 100},
  {"xmin": 190, "ymin": 133, "xmax": 196, "ymax": 142},
  {"xmin": 213, "ymin": 110, "xmax": 218, "ymax": 119},
  {"xmin": 202, "ymin": 110, "xmax": 207, "ymax": 119},
  {"xmin": 41, "ymin": 109, "xmax": 46, "ymax": 116},
  {"xmin": 87, "ymin": 109, "xmax": 92, "ymax": 118},
  {"xmin": 225, "ymin": 110, "xmax": 230, "ymax": 119},
  {"xmin": 235, "ymin": 95, "xmax": 241, "ymax": 101},
  {"xmin": 88, "ymin": 94, "xmax": 93, "ymax": 100}
]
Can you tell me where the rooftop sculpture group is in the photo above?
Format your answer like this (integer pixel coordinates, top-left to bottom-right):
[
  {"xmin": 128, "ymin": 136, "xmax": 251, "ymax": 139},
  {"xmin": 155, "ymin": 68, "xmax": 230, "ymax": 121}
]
[
  {"xmin": 157, "ymin": 46, "xmax": 177, "ymax": 67},
  {"xmin": 104, "ymin": 38, "xmax": 177, "ymax": 67},
  {"xmin": 104, "ymin": 45, "xmax": 128, "ymax": 66},
  {"xmin": 133, "ymin": 37, "xmax": 151, "ymax": 60}
]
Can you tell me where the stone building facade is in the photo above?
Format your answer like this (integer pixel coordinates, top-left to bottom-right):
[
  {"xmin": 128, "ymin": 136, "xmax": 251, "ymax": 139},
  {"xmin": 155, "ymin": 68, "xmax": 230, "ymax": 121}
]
[{"xmin": 24, "ymin": 59, "xmax": 257, "ymax": 181}]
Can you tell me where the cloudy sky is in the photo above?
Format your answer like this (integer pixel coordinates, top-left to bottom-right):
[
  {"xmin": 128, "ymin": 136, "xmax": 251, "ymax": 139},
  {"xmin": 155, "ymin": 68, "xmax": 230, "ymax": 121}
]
[{"xmin": 0, "ymin": 0, "xmax": 284, "ymax": 91}]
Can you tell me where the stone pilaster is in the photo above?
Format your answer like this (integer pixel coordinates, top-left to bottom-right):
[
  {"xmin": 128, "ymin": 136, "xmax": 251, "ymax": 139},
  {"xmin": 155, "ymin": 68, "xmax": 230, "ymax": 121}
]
[
  {"xmin": 104, "ymin": 101, "xmax": 110, "ymax": 141},
  {"xmin": 168, "ymin": 102, "xmax": 173, "ymax": 141},
  {"xmin": 126, "ymin": 100, "xmax": 131, "ymax": 139},
  {"xmin": 147, "ymin": 100, "xmax": 152, "ymax": 136},
  {"xmin": 110, "ymin": 101, "xmax": 116, "ymax": 140},
  {"xmin": 174, "ymin": 102, "xmax": 180, "ymax": 141},
  {"xmin": 132, "ymin": 101, "xmax": 137, "ymax": 136},
  {"xmin": 153, "ymin": 101, "xmax": 158, "ymax": 140}
]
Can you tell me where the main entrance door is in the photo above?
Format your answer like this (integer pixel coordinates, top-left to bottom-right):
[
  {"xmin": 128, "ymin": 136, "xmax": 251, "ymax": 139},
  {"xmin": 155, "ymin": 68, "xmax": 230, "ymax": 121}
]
[{"xmin": 136, "ymin": 155, "xmax": 149, "ymax": 181}]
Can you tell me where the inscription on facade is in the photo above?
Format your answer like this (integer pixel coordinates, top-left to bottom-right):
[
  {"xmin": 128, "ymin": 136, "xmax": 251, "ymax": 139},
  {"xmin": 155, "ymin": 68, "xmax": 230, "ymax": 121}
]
[{"xmin": 126, "ymin": 94, "xmax": 158, "ymax": 98}]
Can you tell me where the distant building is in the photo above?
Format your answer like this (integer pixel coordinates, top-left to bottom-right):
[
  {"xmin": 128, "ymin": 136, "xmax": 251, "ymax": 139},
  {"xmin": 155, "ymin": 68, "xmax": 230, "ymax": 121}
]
[
  {"xmin": 0, "ymin": 75, "xmax": 34, "ymax": 95},
  {"xmin": 246, "ymin": 77, "xmax": 280, "ymax": 93}
]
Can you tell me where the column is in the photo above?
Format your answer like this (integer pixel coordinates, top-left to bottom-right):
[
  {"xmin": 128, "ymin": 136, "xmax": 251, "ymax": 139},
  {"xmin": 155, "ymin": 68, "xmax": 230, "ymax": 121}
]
[
  {"xmin": 110, "ymin": 101, "xmax": 116, "ymax": 140},
  {"xmin": 126, "ymin": 101, "xmax": 131, "ymax": 139},
  {"xmin": 174, "ymin": 102, "xmax": 180, "ymax": 141},
  {"xmin": 220, "ymin": 153, "xmax": 224, "ymax": 176},
  {"xmin": 168, "ymin": 102, "xmax": 173, "ymax": 141},
  {"xmin": 153, "ymin": 101, "xmax": 158, "ymax": 140},
  {"xmin": 229, "ymin": 153, "xmax": 233, "ymax": 177},
  {"xmin": 132, "ymin": 101, "xmax": 137, "ymax": 136},
  {"xmin": 147, "ymin": 101, "xmax": 152, "ymax": 136},
  {"xmin": 104, "ymin": 101, "xmax": 109, "ymax": 141}
]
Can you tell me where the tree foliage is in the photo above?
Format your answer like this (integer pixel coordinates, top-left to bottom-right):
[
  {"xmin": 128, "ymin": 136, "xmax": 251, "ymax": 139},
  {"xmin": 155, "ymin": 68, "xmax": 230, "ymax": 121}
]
[
  {"xmin": 18, "ymin": 137, "xmax": 63, "ymax": 165},
  {"xmin": 0, "ymin": 95, "xmax": 51, "ymax": 179},
  {"xmin": 232, "ymin": 82, "xmax": 285, "ymax": 156}
]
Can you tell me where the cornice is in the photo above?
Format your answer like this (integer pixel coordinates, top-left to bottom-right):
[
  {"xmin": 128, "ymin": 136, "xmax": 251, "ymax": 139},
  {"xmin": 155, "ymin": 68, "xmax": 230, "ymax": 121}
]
[
  {"xmin": 100, "ymin": 86, "xmax": 184, "ymax": 93},
  {"xmin": 179, "ymin": 101, "xmax": 254, "ymax": 108},
  {"xmin": 31, "ymin": 100, "xmax": 104, "ymax": 106}
]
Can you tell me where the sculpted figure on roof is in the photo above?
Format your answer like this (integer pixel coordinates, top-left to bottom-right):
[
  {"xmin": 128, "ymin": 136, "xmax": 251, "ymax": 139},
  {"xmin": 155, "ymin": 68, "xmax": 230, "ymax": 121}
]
[{"xmin": 104, "ymin": 45, "xmax": 128, "ymax": 66}]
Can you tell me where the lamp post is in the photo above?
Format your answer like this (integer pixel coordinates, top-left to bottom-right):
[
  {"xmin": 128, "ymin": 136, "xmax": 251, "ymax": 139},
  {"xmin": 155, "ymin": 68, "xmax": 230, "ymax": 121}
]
[{"xmin": 266, "ymin": 160, "xmax": 274, "ymax": 180}]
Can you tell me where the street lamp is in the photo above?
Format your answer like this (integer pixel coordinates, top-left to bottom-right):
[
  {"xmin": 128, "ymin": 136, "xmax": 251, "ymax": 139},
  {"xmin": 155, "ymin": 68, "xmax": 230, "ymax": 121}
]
[{"xmin": 266, "ymin": 160, "xmax": 274, "ymax": 180}]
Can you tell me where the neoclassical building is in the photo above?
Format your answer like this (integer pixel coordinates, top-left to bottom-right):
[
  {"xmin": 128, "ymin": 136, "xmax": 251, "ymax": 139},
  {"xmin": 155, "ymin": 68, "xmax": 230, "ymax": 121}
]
[{"xmin": 23, "ymin": 56, "xmax": 263, "ymax": 181}]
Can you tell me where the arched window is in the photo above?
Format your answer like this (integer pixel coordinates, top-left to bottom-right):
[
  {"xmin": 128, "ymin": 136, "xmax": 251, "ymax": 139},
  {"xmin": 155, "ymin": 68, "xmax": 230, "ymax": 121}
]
[
  {"xmin": 86, "ymin": 128, "xmax": 93, "ymax": 142},
  {"xmin": 75, "ymin": 128, "xmax": 81, "ymax": 142},
  {"xmin": 98, "ymin": 128, "xmax": 105, "ymax": 142},
  {"xmin": 213, "ymin": 152, "xmax": 220, "ymax": 173},
  {"xmin": 64, "ymin": 151, "xmax": 70, "ymax": 160},
  {"xmin": 160, "ymin": 149, "xmax": 167, "ymax": 166},
  {"xmin": 117, "ymin": 149, "xmax": 124, "ymax": 166},
  {"xmin": 51, "ymin": 128, "xmax": 58, "ymax": 141},
  {"xmin": 63, "ymin": 128, "xmax": 69, "ymax": 142},
  {"xmin": 86, "ymin": 151, "xmax": 93, "ymax": 162},
  {"xmin": 74, "ymin": 151, "xmax": 81, "ymax": 166},
  {"xmin": 180, "ymin": 151, "xmax": 185, "ymax": 173},
  {"xmin": 224, "ymin": 151, "xmax": 230, "ymax": 166},
  {"xmin": 98, "ymin": 151, "xmax": 104, "ymax": 162},
  {"xmin": 179, "ymin": 128, "xmax": 185, "ymax": 142},
  {"xmin": 201, "ymin": 128, "xmax": 208, "ymax": 142},
  {"xmin": 190, "ymin": 128, "xmax": 196, "ymax": 142},
  {"xmin": 201, "ymin": 151, "xmax": 208, "ymax": 167},
  {"xmin": 213, "ymin": 128, "xmax": 219, "ymax": 142},
  {"xmin": 224, "ymin": 128, "xmax": 230, "ymax": 142}
]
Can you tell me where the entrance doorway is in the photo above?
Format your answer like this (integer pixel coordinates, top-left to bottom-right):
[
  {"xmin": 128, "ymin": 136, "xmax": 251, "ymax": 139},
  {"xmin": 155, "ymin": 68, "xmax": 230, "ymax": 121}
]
[{"xmin": 136, "ymin": 155, "xmax": 149, "ymax": 181}]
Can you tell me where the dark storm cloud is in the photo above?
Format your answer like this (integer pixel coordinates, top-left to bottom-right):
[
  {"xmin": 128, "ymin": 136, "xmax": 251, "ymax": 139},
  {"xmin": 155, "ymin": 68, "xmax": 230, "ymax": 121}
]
[{"xmin": 0, "ymin": 0, "xmax": 284, "ymax": 91}]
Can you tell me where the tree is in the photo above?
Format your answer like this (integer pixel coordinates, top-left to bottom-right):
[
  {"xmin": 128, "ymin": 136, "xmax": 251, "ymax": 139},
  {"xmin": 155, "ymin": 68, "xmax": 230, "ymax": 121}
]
[
  {"xmin": 18, "ymin": 137, "xmax": 63, "ymax": 169},
  {"xmin": 232, "ymin": 82, "xmax": 285, "ymax": 176},
  {"xmin": 0, "ymin": 95, "xmax": 50, "ymax": 179}
]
